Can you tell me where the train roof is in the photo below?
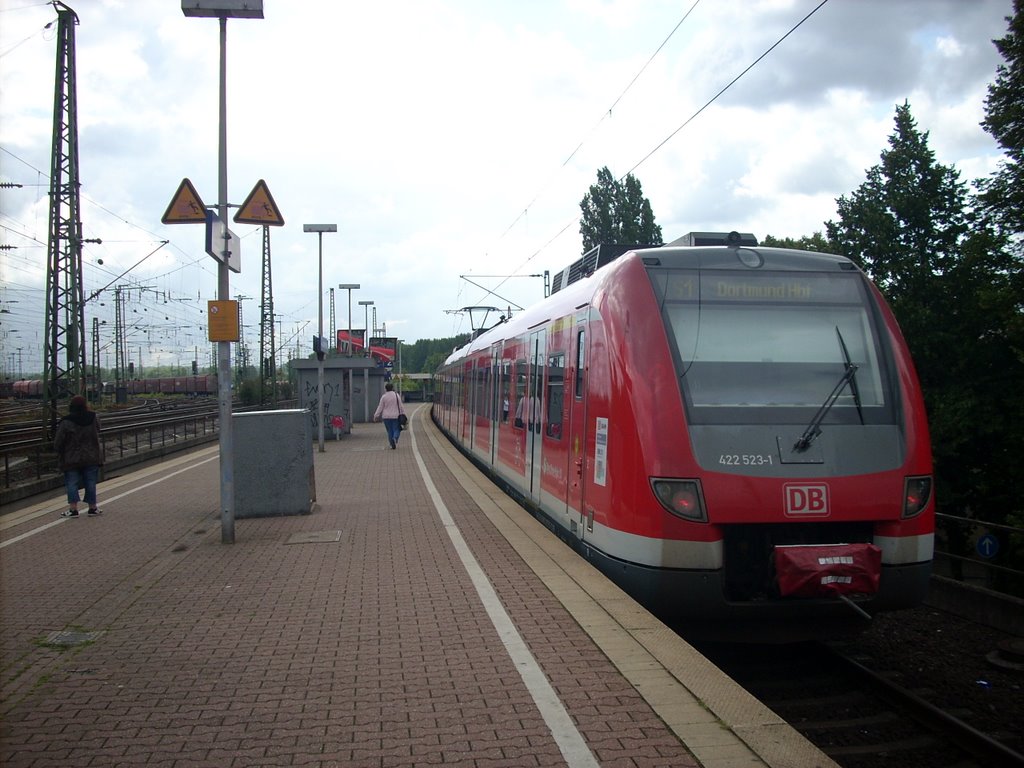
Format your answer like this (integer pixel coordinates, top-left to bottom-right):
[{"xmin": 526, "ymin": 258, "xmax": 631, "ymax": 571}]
[
  {"xmin": 443, "ymin": 238, "xmax": 860, "ymax": 366},
  {"xmin": 640, "ymin": 244, "xmax": 857, "ymax": 272},
  {"xmin": 549, "ymin": 232, "xmax": 760, "ymax": 296}
]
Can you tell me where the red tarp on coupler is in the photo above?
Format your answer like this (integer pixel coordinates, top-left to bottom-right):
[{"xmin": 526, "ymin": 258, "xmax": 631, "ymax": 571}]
[{"xmin": 774, "ymin": 543, "xmax": 882, "ymax": 598}]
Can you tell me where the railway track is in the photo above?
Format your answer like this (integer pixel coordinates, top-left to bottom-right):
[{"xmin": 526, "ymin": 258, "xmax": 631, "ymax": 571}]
[
  {"xmin": 1, "ymin": 399, "xmax": 298, "ymax": 502},
  {"xmin": 0, "ymin": 399, "xmax": 219, "ymax": 444},
  {"xmin": 698, "ymin": 637, "xmax": 1024, "ymax": 768},
  {"xmin": 1, "ymin": 402, "xmax": 220, "ymax": 499}
]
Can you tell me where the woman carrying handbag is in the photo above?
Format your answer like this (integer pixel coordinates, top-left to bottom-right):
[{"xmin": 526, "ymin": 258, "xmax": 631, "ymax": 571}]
[{"xmin": 373, "ymin": 381, "xmax": 406, "ymax": 449}]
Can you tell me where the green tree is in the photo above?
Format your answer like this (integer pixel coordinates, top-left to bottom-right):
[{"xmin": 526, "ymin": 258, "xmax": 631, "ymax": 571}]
[
  {"xmin": 236, "ymin": 378, "xmax": 260, "ymax": 406},
  {"xmin": 579, "ymin": 166, "xmax": 663, "ymax": 253},
  {"xmin": 979, "ymin": 0, "xmax": 1024, "ymax": 247},
  {"xmin": 402, "ymin": 335, "xmax": 470, "ymax": 373},
  {"xmin": 760, "ymin": 232, "xmax": 832, "ymax": 251},
  {"xmin": 826, "ymin": 102, "xmax": 1024, "ymax": 550},
  {"xmin": 977, "ymin": 0, "xmax": 1024, "ymax": 365},
  {"xmin": 422, "ymin": 351, "xmax": 447, "ymax": 373},
  {"xmin": 977, "ymin": 0, "xmax": 1024, "ymax": 590},
  {"xmin": 827, "ymin": 102, "xmax": 969, "ymax": 305}
]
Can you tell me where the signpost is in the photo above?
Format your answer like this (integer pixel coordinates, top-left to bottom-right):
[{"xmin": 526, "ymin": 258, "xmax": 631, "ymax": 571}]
[
  {"xmin": 207, "ymin": 300, "xmax": 240, "ymax": 341},
  {"xmin": 977, "ymin": 533, "xmax": 1000, "ymax": 560},
  {"xmin": 177, "ymin": 0, "xmax": 264, "ymax": 544},
  {"xmin": 204, "ymin": 210, "xmax": 241, "ymax": 273},
  {"xmin": 161, "ymin": 178, "xmax": 207, "ymax": 224},
  {"xmin": 234, "ymin": 179, "xmax": 284, "ymax": 226}
]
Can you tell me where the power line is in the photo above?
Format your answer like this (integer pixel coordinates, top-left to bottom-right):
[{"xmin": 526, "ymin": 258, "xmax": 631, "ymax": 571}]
[
  {"xmin": 0, "ymin": 144, "xmax": 216, "ymax": 284},
  {"xmin": 495, "ymin": 0, "xmax": 834, "ymax": 292},
  {"xmin": 625, "ymin": 0, "xmax": 831, "ymax": 178},
  {"xmin": 492, "ymin": 1, "xmax": 703, "ymax": 247},
  {"xmin": 0, "ymin": 8, "xmax": 56, "ymax": 60}
]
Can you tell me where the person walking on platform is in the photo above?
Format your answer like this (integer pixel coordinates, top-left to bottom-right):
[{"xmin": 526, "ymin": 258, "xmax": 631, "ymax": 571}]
[
  {"xmin": 373, "ymin": 382, "xmax": 406, "ymax": 450},
  {"xmin": 54, "ymin": 394, "xmax": 105, "ymax": 517}
]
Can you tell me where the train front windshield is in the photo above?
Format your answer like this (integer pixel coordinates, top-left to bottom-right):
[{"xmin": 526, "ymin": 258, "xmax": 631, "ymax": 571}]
[{"xmin": 658, "ymin": 270, "xmax": 896, "ymax": 425}]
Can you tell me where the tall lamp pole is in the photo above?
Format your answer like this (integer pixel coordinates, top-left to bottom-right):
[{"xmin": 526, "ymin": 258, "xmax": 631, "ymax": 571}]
[
  {"xmin": 338, "ymin": 283, "xmax": 359, "ymax": 356},
  {"xmin": 304, "ymin": 224, "xmax": 337, "ymax": 453},
  {"xmin": 359, "ymin": 300, "xmax": 374, "ymax": 357},
  {"xmin": 338, "ymin": 283, "xmax": 359, "ymax": 435},
  {"xmin": 358, "ymin": 299, "xmax": 373, "ymax": 423},
  {"xmin": 182, "ymin": 0, "xmax": 263, "ymax": 545}
]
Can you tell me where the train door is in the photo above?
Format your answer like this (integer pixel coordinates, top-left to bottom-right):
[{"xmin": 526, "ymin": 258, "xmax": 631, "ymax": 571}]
[
  {"xmin": 567, "ymin": 318, "xmax": 589, "ymax": 538},
  {"xmin": 490, "ymin": 346, "xmax": 501, "ymax": 466},
  {"xmin": 468, "ymin": 358, "xmax": 478, "ymax": 451},
  {"xmin": 526, "ymin": 330, "xmax": 545, "ymax": 504},
  {"xmin": 513, "ymin": 357, "xmax": 528, "ymax": 476},
  {"xmin": 460, "ymin": 360, "xmax": 472, "ymax": 445},
  {"xmin": 472, "ymin": 355, "xmax": 490, "ymax": 459}
]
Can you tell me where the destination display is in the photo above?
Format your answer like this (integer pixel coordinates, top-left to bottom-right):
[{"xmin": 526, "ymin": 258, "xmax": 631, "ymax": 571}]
[{"xmin": 663, "ymin": 271, "xmax": 863, "ymax": 304}]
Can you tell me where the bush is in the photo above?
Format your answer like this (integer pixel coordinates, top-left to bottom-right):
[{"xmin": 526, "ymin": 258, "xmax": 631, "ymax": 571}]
[{"xmin": 236, "ymin": 378, "xmax": 260, "ymax": 405}]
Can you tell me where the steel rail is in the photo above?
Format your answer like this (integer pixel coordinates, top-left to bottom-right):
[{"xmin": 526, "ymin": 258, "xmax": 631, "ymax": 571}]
[{"xmin": 823, "ymin": 644, "xmax": 1024, "ymax": 767}]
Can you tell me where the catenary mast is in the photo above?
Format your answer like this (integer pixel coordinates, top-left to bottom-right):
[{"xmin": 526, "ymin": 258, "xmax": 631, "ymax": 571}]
[
  {"xmin": 258, "ymin": 227, "xmax": 277, "ymax": 405},
  {"xmin": 42, "ymin": 1, "xmax": 86, "ymax": 436}
]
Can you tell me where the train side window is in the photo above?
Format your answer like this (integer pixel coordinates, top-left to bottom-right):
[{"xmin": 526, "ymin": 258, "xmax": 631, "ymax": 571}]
[
  {"xmin": 501, "ymin": 358, "xmax": 512, "ymax": 423},
  {"xmin": 513, "ymin": 360, "xmax": 527, "ymax": 428},
  {"xmin": 490, "ymin": 360, "xmax": 499, "ymax": 423},
  {"xmin": 575, "ymin": 328, "xmax": 585, "ymax": 399},
  {"xmin": 546, "ymin": 353, "xmax": 565, "ymax": 439},
  {"xmin": 476, "ymin": 362, "xmax": 490, "ymax": 420}
]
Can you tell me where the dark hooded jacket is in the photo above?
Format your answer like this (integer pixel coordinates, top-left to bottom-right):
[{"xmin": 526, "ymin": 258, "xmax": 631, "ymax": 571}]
[{"xmin": 54, "ymin": 409, "xmax": 104, "ymax": 472}]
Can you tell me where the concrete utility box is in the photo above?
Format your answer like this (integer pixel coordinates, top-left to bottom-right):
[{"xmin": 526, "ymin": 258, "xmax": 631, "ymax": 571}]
[{"xmin": 233, "ymin": 409, "xmax": 315, "ymax": 518}]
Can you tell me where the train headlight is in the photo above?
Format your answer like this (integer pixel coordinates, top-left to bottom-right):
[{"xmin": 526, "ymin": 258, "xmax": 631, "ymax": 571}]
[
  {"xmin": 903, "ymin": 475, "xmax": 933, "ymax": 519},
  {"xmin": 651, "ymin": 479, "xmax": 707, "ymax": 523}
]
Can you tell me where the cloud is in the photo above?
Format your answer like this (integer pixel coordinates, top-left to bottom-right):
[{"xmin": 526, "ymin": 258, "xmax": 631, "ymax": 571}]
[{"xmin": 0, "ymin": 0, "xmax": 1014, "ymax": 376}]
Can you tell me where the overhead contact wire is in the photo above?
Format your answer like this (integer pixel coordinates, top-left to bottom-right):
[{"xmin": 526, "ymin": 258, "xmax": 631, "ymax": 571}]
[
  {"xmin": 505, "ymin": 0, "xmax": 833, "ymax": 283},
  {"xmin": 480, "ymin": 2, "xmax": 703, "ymax": 308},
  {"xmin": 626, "ymin": 0, "xmax": 831, "ymax": 177}
]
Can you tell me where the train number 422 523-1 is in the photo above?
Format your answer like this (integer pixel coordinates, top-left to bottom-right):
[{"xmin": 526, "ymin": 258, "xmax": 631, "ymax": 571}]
[{"xmin": 719, "ymin": 454, "xmax": 774, "ymax": 466}]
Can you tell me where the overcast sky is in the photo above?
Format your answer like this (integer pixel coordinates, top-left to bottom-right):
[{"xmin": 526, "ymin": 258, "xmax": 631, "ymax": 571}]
[{"xmin": 0, "ymin": 0, "xmax": 1015, "ymax": 375}]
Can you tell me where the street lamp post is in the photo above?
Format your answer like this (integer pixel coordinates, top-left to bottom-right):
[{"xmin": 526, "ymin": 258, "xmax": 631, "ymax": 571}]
[
  {"xmin": 338, "ymin": 284, "xmax": 359, "ymax": 356},
  {"xmin": 358, "ymin": 299, "xmax": 373, "ymax": 422},
  {"xmin": 338, "ymin": 283, "xmax": 359, "ymax": 435},
  {"xmin": 304, "ymin": 224, "xmax": 337, "ymax": 453},
  {"xmin": 182, "ymin": 0, "xmax": 264, "ymax": 545},
  {"xmin": 359, "ymin": 300, "xmax": 374, "ymax": 357}
]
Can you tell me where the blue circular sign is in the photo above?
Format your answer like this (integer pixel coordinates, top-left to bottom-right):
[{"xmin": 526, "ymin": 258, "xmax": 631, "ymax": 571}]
[{"xmin": 976, "ymin": 533, "xmax": 1000, "ymax": 560}]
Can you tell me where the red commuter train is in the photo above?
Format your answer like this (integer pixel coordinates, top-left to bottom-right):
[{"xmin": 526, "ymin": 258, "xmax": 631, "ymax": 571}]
[{"xmin": 433, "ymin": 234, "xmax": 934, "ymax": 640}]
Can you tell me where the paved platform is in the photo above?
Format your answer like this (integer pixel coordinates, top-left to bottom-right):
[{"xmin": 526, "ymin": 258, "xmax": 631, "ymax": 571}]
[{"xmin": 1, "ymin": 406, "xmax": 837, "ymax": 768}]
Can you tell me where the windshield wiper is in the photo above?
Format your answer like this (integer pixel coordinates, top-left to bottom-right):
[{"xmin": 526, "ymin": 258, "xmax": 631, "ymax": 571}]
[
  {"xmin": 793, "ymin": 328, "xmax": 861, "ymax": 452},
  {"xmin": 836, "ymin": 327, "xmax": 865, "ymax": 426}
]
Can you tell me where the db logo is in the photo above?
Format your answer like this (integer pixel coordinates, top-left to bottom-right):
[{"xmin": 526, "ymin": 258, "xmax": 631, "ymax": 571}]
[{"xmin": 784, "ymin": 484, "xmax": 830, "ymax": 517}]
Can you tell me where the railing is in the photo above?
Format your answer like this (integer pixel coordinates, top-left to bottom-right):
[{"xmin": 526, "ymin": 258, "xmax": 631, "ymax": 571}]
[
  {"xmin": 107, "ymin": 412, "xmax": 219, "ymax": 461},
  {"xmin": 1, "ymin": 411, "xmax": 220, "ymax": 490},
  {"xmin": 933, "ymin": 512, "xmax": 1024, "ymax": 597},
  {"xmin": 1, "ymin": 400, "xmax": 299, "ymax": 492}
]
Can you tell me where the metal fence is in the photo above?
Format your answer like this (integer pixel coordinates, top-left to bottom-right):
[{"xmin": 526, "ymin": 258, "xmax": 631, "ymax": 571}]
[
  {"xmin": 933, "ymin": 512, "xmax": 1023, "ymax": 598},
  {"xmin": 2, "ymin": 411, "xmax": 219, "ymax": 490}
]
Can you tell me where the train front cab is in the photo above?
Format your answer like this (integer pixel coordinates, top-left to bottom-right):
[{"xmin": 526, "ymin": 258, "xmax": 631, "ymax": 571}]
[
  {"xmin": 622, "ymin": 246, "xmax": 936, "ymax": 630},
  {"xmin": 557, "ymin": 248, "xmax": 933, "ymax": 632}
]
